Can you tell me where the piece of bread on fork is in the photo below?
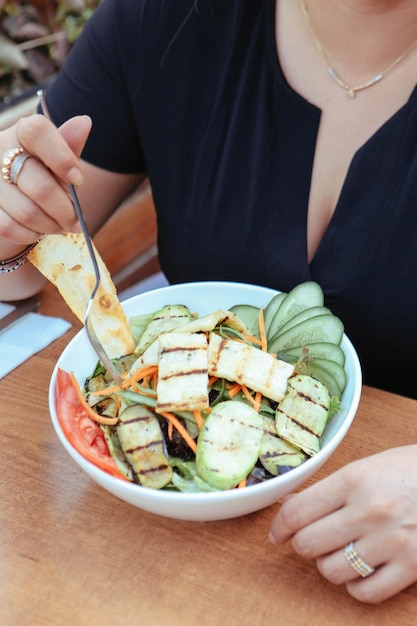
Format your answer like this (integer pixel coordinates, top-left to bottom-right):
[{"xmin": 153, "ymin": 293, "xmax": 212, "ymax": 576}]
[{"xmin": 28, "ymin": 232, "xmax": 135, "ymax": 358}]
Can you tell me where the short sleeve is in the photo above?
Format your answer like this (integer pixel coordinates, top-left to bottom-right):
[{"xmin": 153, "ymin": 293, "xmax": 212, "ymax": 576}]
[{"xmin": 45, "ymin": 0, "xmax": 146, "ymax": 173}]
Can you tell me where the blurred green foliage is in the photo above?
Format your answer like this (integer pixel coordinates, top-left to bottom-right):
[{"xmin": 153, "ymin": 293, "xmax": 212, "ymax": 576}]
[{"xmin": 0, "ymin": 0, "xmax": 102, "ymax": 105}]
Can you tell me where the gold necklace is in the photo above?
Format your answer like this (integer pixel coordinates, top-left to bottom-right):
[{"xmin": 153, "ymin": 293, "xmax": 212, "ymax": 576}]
[{"xmin": 300, "ymin": 0, "xmax": 417, "ymax": 98}]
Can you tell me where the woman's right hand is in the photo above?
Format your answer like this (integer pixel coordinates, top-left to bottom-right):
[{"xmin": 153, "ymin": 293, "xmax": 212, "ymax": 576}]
[{"xmin": 0, "ymin": 113, "xmax": 92, "ymax": 252}]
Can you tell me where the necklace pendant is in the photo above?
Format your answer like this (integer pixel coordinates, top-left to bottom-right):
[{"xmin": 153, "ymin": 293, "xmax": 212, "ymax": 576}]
[{"xmin": 301, "ymin": 0, "xmax": 417, "ymax": 101}]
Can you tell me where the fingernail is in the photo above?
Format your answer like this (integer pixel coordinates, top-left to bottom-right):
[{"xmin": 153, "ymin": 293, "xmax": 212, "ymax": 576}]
[{"xmin": 67, "ymin": 167, "xmax": 83, "ymax": 186}]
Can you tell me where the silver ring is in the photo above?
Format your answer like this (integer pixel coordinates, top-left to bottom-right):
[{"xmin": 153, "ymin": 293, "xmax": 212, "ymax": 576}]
[
  {"xmin": 9, "ymin": 151, "xmax": 30, "ymax": 184},
  {"xmin": 2, "ymin": 147, "xmax": 30, "ymax": 184},
  {"xmin": 344, "ymin": 542, "xmax": 376, "ymax": 578}
]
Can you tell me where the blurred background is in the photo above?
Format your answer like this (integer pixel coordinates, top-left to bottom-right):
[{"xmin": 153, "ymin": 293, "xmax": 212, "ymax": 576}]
[
  {"xmin": 0, "ymin": 0, "xmax": 162, "ymax": 295},
  {"xmin": 0, "ymin": 0, "xmax": 101, "ymax": 113}
]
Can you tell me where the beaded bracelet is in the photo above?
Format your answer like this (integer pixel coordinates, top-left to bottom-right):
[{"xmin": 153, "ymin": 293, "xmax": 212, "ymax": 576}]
[{"xmin": 0, "ymin": 241, "xmax": 39, "ymax": 273}]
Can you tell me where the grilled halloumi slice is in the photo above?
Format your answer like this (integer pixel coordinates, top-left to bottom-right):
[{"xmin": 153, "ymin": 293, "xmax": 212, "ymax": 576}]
[
  {"xmin": 128, "ymin": 340, "xmax": 159, "ymax": 377},
  {"xmin": 156, "ymin": 332, "xmax": 209, "ymax": 413},
  {"xmin": 177, "ymin": 309, "xmax": 250, "ymax": 335},
  {"xmin": 207, "ymin": 333, "xmax": 294, "ymax": 403}
]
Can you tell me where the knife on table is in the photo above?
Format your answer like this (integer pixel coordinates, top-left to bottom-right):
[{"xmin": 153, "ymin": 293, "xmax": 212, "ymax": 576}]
[{"xmin": 0, "ymin": 296, "xmax": 40, "ymax": 333}]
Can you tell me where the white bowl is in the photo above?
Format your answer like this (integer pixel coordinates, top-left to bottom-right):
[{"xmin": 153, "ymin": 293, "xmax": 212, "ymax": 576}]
[{"xmin": 49, "ymin": 281, "xmax": 362, "ymax": 521}]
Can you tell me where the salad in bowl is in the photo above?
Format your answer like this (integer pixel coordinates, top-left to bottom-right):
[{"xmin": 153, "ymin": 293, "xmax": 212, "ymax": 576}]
[{"xmin": 49, "ymin": 280, "xmax": 362, "ymax": 521}]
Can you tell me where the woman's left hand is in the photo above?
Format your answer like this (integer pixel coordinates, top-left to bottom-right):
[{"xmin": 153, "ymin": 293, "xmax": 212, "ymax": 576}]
[{"xmin": 269, "ymin": 445, "xmax": 417, "ymax": 604}]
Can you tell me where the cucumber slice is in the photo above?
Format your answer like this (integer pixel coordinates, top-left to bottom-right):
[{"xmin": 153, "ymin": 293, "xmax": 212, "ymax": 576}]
[
  {"xmin": 267, "ymin": 281, "xmax": 324, "ymax": 339},
  {"xmin": 278, "ymin": 342, "xmax": 345, "ymax": 366},
  {"xmin": 309, "ymin": 358, "xmax": 347, "ymax": 394},
  {"xmin": 271, "ymin": 305, "xmax": 332, "ymax": 339},
  {"xmin": 229, "ymin": 304, "xmax": 260, "ymax": 338},
  {"xmin": 196, "ymin": 400, "xmax": 263, "ymax": 490},
  {"xmin": 268, "ymin": 314, "xmax": 344, "ymax": 354},
  {"xmin": 264, "ymin": 292, "xmax": 287, "ymax": 339},
  {"xmin": 275, "ymin": 374, "xmax": 330, "ymax": 456},
  {"xmin": 302, "ymin": 362, "xmax": 342, "ymax": 398},
  {"xmin": 277, "ymin": 348, "xmax": 346, "ymax": 396}
]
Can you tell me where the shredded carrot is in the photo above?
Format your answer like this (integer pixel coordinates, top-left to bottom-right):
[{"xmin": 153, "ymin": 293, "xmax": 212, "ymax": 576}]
[
  {"xmin": 130, "ymin": 379, "xmax": 140, "ymax": 393},
  {"xmin": 69, "ymin": 372, "xmax": 118, "ymax": 426},
  {"xmin": 135, "ymin": 364, "xmax": 159, "ymax": 380},
  {"xmin": 167, "ymin": 421, "xmax": 173, "ymax": 441},
  {"xmin": 208, "ymin": 375, "xmax": 219, "ymax": 386},
  {"xmin": 159, "ymin": 411, "xmax": 197, "ymax": 453},
  {"xmin": 240, "ymin": 384, "xmax": 256, "ymax": 405},
  {"xmin": 228, "ymin": 383, "xmax": 242, "ymax": 398},
  {"xmin": 238, "ymin": 477, "xmax": 247, "ymax": 488},
  {"xmin": 193, "ymin": 409, "xmax": 204, "ymax": 430},
  {"xmin": 92, "ymin": 374, "xmax": 158, "ymax": 400},
  {"xmin": 123, "ymin": 365, "xmax": 159, "ymax": 388},
  {"xmin": 240, "ymin": 332, "xmax": 263, "ymax": 346},
  {"xmin": 258, "ymin": 307, "xmax": 267, "ymax": 352},
  {"xmin": 227, "ymin": 382, "xmax": 262, "ymax": 410},
  {"xmin": 129, "ymin": 375, "xmax": 157, "ymax": 396},
  {"xmin": 91, "ymin": 384, "xmax": 122, "ymax": 396},
  {"xmin": 253, "ymin": 391, "xmax": 262, "ymax": 413}
]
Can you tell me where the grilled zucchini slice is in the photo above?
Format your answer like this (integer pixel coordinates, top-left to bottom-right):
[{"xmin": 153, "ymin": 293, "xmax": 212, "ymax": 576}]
[
  {"xmin": 116, "ymin": 404, "xmax": 173, "ymax": 489},
  {"xmin": 275, "ymin": 374, "xmax": 330, "ymax": 455},
  {"xmin": 196, "ymin": 401, "xmax": 263, "ymax": 489},
  {"xmin": 134, "ymin": 305, "xmax": 193, "ymax": 355},
  {"xmin": 259, "ymin": 415, "xmax": 307, "ymax": 475}
]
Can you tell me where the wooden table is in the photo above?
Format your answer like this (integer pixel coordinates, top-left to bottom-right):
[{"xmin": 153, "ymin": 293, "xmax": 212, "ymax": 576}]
[{"xmin": 2, "ymin": 286, "xmax": 417, "ymax": 626}]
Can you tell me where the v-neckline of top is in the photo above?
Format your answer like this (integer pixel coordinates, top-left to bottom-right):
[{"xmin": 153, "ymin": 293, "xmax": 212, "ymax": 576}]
[{"xmin": 265, "ymin": 0, "xmax": 417, "ymax": 271}]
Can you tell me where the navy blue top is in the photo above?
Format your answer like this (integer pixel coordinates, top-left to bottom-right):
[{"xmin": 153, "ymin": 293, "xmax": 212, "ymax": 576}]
[{"xmin": 47, "ymin": 0, "xmax": 417, "ymax": 398}]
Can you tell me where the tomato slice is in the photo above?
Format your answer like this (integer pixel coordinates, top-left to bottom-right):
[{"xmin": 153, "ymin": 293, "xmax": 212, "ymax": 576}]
[{"xmin": 55, "ymin": 368, "xmax": 126, "ymax": 479}]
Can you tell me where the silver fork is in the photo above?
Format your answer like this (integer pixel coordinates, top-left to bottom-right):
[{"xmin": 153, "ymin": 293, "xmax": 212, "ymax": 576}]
[{"xmin": 38, "ymin": 90, "xmax": 123, "ymax": 387}]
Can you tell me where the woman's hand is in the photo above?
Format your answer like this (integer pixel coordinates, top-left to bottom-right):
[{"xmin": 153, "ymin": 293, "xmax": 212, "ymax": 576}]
[
  {"xmin": 0, "ymin": 113, "xmax": 91, "ymax": 250},
  {"xmin": 269, "ymin": 445, "xmax": 417, "ymax": 604},
  {"xmin": 0, "ymin": 109, "xmax": 142, "ymax": 301}
]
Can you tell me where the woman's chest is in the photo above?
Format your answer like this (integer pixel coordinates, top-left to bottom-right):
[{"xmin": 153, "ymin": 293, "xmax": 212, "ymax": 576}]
[{"xmin": 306, "ymin": 97, "xmax": 408, "ymax": 261}]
